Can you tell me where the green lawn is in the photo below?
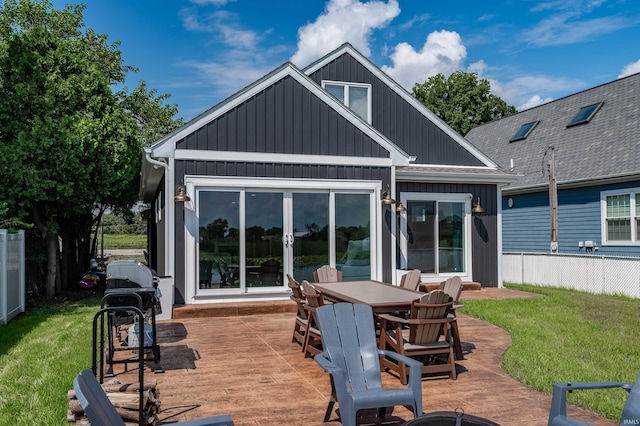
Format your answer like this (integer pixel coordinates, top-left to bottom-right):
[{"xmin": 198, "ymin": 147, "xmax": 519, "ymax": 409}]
[
  {"xmin": 1, "ymin": 284, "xmax": 638, "ymax": 424},
  {"xmin": 102, "ymin": 234, "xmax": 146, "ymax": 249}
]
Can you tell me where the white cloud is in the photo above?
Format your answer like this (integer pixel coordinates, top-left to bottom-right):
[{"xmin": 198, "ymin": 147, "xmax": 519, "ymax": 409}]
[
  {"xmin": 181, "ymin": 9, "xmax": 259, "ymax": 49},
  {"xmin": 618, "ymin": 60, "xmax": 640, "ymax": 78},
  {"xmin": 381, "ymin": 30, "xmax": 466, "ymax": 89},
  {"xmin": 489, "ymin": 74, "xmax": 582, "ymax": 111},
  {"xmin": 517, "ymin": 95, "xmax": 554, "ymax": 110},
  {"xmin": 290, "ymin": 0, "xmax": 400, "ymax": 67}
]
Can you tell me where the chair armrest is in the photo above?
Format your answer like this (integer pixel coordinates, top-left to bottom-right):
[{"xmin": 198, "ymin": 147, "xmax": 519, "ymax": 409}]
[
  {"xmin": 377, "ymin": 313, "xmax": 409, "ymax": 325},
  {"xmin": 314, "ymin": 352, "xmax": 343, "ymax": 375},
  {"xmin": 548, "ymin": 381, "xmax": 632, "ymax": 426},
  {"xmin": 378, "ymin": 349, "xmax": 422, "ymax": 369}
]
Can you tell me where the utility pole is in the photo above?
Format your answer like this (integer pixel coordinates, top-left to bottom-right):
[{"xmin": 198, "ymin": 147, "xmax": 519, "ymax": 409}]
[{"xmin": 546, "ymin": 146, "xmax": 559, "ymax": 251}]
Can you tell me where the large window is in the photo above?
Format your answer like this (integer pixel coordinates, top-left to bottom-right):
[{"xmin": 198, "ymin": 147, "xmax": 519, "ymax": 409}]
[
  {"xmin": 601, "ymin": 189, "xmax": 640, "ymax": 244},
  {"xmin": 399, "ymin": 193, "xmax": 471, "ymax": 277},
  {"xmin": 323, "ymin": 81, "xmax": 371, "ymax": 123}
]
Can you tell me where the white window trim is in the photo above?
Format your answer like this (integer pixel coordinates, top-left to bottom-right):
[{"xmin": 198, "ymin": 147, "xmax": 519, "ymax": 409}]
[
  {"xmin": 600, "ymin": 188, "xmax": 640, "ymax": 246},
  {"xmin": 322, "ymin": 80, "xmax": 372, "ymax": 124},
  {"xmin": 399, "ymin": 192, "xmax": 473, "ymax": 281},
  {"xmin": 182, "ymin": 176, "xmax": 383, "ymax": 303}
]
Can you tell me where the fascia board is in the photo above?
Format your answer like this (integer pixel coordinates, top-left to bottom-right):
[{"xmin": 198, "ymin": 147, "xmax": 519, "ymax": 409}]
[{"xmin": 397, "ymin": 167, "xmax": 520, "ymax": 185}]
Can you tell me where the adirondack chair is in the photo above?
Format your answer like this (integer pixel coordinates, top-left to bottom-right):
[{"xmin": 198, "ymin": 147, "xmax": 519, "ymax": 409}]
[
  {"xmin": 378, "ymin": 290, "xmax": 456, "ymax": 384},
  {"xmin": 439, "ymin": 276, "xmax": 464, "ymax": 360},
  {"xmin": 548, "ymin": 374, "xmax": 640, "ymax": 426},
  {"xmin": 314, "ymin": 265, "xmax": 343, "ymax": 282},
  {"xmin": 399, "ymin": 269, "xmax": 422, "ymax": 291},
  {"xmin": 73, "ymin": 369, "xmax": 234, "ymax": 426},
  {"xmin": 314, "ymin": 303, "xmax": 423, "ymax": 426},
  {"xmin": 301, "ymin": 280, "xmax": 324, "ymax": 357},
  {"xmin": 287, "ymin": 274, "xmax": 308, "ymax": 347}
]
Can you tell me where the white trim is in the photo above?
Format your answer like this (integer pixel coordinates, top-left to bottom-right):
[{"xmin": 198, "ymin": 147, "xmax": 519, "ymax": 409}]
[
  {"xmin": 398, "ymin": 192, "xmax": 473, "ymax": 281},
  {"xmin": 397, "ymin": 165, "xmax": 518, "ymax": 185},
  {"xmin": 600, "ymin": 187, "xmax": 640, "ymax": 246},
  {"xmin": 174, "ymin": 149, "xmax": 394, "ymax": 167},
  {"xmin": 304, "ymin": 43, "xmax": 499, "ymax": 168}
]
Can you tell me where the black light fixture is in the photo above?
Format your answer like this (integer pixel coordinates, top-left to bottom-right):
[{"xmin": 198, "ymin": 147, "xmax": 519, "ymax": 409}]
[
  {"xmin": 472, "ymin": 197, "xmax": 484, "ymax": 214},
  {"xmin": 174, "ymin": 185, "xmax": 191, "ymax": 203}
]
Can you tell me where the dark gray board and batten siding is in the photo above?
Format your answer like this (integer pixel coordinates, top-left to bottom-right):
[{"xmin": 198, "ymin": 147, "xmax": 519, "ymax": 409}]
[
  {"xmin": 169, "ymin": 74, "xmax": 396, "ymax": 303},
  {"xmin": 306, "ymin": 52, "xmax": 486, "ymax": 167}
]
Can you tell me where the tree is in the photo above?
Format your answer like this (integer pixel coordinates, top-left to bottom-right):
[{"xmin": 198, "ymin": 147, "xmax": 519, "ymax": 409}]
[
  {"xmin": 0, "ymin": 0, "xmax": 182, "ymax": 297},
  {"xmin": 412, "ymin": 71, "xmax": 516, "ymax": 136}
]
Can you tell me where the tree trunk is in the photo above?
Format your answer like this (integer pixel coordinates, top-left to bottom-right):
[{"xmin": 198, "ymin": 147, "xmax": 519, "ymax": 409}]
[{"xmin": 45, "ymin": 232, "xmax": 58, "ymax": 299}]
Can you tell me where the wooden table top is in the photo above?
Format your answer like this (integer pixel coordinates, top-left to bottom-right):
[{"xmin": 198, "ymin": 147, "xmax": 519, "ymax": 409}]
[{"xmin": 312, "ymin": 280, "xmax": 424, "ymax": 313}]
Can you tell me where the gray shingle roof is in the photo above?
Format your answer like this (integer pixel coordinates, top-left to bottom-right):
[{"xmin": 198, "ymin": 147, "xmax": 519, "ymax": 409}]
[{"xmin": 465, "ymin": 73, "xmax": 640, "ymax": 191}]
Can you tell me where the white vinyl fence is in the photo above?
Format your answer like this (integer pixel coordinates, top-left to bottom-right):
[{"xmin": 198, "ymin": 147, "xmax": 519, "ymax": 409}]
[
  {"xmin": 503, "ymin": 252, "xmax": 640, "ymax": 298},
  {"xmin": 1, "ymin": 229, "xmax": 25, "ymax": 325}
]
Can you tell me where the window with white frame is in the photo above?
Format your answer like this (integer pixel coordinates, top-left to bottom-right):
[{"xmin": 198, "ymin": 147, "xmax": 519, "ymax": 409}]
[
  {"xmin": 601, "ymin": 189, "xmax": 640, "ymax": 244},
  {"xmin": 323, "ymin": 81, "xmax": 371, "ymax": 123}
]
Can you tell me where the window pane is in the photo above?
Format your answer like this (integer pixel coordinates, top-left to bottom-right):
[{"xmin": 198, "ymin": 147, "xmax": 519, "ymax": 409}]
[
  {"xmin": 292, "ymin": 193, "xmax": 329, "ymax": 283},
  {"xmin": 348, "ymin": 86, "xmax": 369, "ymax": 121},
  {"xmin": 325, "ymin": 84, "xmax": 344, "ymax": 103},
  {"xmin": 438, "ymin": 202, "xmax": 465, "ymax": 273},
  {"xmin": 198, "ymin": 191, "xmax": 240, "ymax": 289},
  {"xmin": 607, "ymin": 194, "xmax": 630, "ymax": 218},
  {"xmin": 406, "ymin": 201, "xmax": 436, "ymax": 273},
  {"xmin": 335, "ymin": 194, "xmax": 370, "ymax": 281},
  {"xmin": 245, "ymin": 192, "xmax": 283, "ymax": 287},
  {"xmin": 607, "ymin": 219, "xmax": 631, "ymax": 241}
]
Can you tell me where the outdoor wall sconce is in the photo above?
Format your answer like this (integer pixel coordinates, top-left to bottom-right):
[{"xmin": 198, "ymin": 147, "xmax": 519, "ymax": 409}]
[
  {"xmin": 471, "ymin": 197, "xmax": 484, "ymax": 214},
  {"xmin": 381, "ymin": 188, "xmax": 396, "ymax": 205},
  {"xmin": 395, "ymin": 201, "xmax": 407, "ymax": 212},
  {"xmin": 174, "ymin": 185, "xmax": 191, "ymax": 203}
]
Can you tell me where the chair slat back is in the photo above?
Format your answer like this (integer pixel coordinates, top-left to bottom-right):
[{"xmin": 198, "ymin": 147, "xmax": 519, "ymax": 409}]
[
  {"xmin": 314, "ymin": 265, "xmax": 342, "ymax": 282},
  {"xmin": 410, "ymin": 290, "xmax": 452, "ymax": 343},
  {"xmin": 440, "ymin": 276, "xmax": 463, "ymax": 302},
  {"xmin": 316, "ymin": 303, "xmax": 382, "ymax": 392},
  {"xmin": 287, "ymin": 274, "xmax": 307, "ymax": 320},
  {"xmin": 399, "ymin": 269, "xmax": 422, "ymax": 291},
  {"xmin": 301, "ymin": 280, "xmax": 324, "ymax": 308}
]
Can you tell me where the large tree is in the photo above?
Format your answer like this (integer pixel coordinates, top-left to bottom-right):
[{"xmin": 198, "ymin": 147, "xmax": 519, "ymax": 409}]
[
  {"xmin": 0, "ymin": 0, "xmax": 182, "ymax": 297},
  {"xmin": 412, "ymin": 71, "xmax": 516, "ymax": 136}
]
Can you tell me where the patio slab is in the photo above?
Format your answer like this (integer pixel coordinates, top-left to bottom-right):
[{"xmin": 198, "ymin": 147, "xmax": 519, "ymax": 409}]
[{"xmin": 109, "ymin": 288, "xmax": 615, "ymax": 425}]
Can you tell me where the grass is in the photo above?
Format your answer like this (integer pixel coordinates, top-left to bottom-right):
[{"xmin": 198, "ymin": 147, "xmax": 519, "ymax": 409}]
[
  {"xmin": 0, "ymin": 296, "xmax": 99, "ymax": 425},
  {"xmin": 1, "ymin": 284, "xmax": 638, "ymax": 424},
  {"xmin": 460, "ymin": 283, "xmax": 640, "ymax": 421},
  {"xmin": 102, "ymin": 234, "xmax": 146, "ymax": 249}
]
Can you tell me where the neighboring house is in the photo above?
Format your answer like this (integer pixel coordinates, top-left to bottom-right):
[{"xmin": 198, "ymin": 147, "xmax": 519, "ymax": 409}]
[
  {"xmin": 466, "ymin": 72, "xmax": 640, "ymax": 257},
  {"xmin": 140, "ymin": 43, "xmax": 515, "ymax": 307}
]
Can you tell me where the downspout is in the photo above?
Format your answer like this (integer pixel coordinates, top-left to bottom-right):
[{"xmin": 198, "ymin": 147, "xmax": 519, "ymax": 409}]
[
  {"xmin": 144, "ymin": 152, "xmax": 174, "ymax": 278},
  {"xmin": 497, "ymin": 184, "xmax": 505, "ymax": 288}
]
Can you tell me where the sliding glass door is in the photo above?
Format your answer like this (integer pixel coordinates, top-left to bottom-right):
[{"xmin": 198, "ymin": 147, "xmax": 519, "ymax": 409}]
[
  {"xmin": 192, "ymin": 180, "xmax": 377, "ymax": 296},
  {"xmin": 400, "ymin": 193, "xmax": 471, "ymax": 277}
]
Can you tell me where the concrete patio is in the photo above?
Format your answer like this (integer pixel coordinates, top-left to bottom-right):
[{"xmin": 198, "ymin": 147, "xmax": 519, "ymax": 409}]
[{"xmin": 109, "ymin": 288, "xmax": 616, "ymax": 426}]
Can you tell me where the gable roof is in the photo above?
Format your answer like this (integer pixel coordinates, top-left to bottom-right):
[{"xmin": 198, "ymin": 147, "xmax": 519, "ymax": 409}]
[
  {"xmin": 304, "ymin": 43, "xmax": 500, "ymax": 169},
  {"xmin": 466, "ymin": 72, "xmax": 640, "ymax": 192}
]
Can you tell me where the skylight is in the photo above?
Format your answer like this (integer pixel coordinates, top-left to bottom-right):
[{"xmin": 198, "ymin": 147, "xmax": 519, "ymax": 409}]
[
  {"xmin": 509, "ymin": 121, "xmax": 539, "ymax": 142},
  {"xmin": 567, "ymin": 102, "xmax": 603, "ymax": 127}
]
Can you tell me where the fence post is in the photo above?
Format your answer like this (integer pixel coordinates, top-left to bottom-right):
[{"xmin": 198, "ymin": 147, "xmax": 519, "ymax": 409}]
[
  {"xmin": 18, "ymin": 230, "xmax": 25, "ymax": 316},
  {"xmin": 1, "ymin": 229, "xmax": 6, "ymax": 325}
]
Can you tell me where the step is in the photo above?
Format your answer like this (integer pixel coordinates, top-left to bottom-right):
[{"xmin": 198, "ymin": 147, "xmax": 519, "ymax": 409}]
[
  {"xmin": 172, "ymin": 300, "xmax": 296, "ymax": 319},
  {"xmin": 420, "ymin": 281, "xmax": 482, "ymax": 293}
]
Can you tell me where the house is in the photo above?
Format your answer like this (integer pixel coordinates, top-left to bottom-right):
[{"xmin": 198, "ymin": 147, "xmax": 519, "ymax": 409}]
[
  {"xmin": 140, "ymin": 43, "xmax": 515, "ymax": 308},
  {"xmin": 466, "ymin": 72, "xmax": 640, "ymax": 257}
]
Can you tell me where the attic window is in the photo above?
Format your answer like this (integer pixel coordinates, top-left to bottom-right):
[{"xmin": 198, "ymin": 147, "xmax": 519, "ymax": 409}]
[
  {"xmin": 509, "ymin": 121, "xmax": 539, "ymax": 142},
  {"xmin": 323, "ymin": 81, "xmax": 371, "ymax": 123},
  {"xmin": 567, "ymin": 102, "xmax": 603, "ymax": 127}
]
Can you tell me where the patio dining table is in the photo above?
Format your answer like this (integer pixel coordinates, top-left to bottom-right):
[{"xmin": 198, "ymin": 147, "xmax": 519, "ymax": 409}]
[
  {"xmin": 312, "ymin": 280, "xmax": 423, "ymax": 314},
  {"xmin": 313, "ymin": 280, "xmax": 464, "ymax": 359}
]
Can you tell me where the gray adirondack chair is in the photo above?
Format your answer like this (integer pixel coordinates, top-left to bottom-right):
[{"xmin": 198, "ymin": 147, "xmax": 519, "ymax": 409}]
[
  {"xmin": 73, "ymin": 369, "xmax": 234, "ymax": 426},
  {"xmin": 548, "ymin": 374, "xmax": 640, "ymax": 425},
  {"xmin": 314, "ymin": 303, "xmax": 423, "ymax": 426}
]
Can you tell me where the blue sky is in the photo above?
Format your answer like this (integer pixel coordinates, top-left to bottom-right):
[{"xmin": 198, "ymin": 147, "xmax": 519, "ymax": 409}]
[{"xmin": 52, "ymin": 0, "xmax": 640, "ymax": 121}]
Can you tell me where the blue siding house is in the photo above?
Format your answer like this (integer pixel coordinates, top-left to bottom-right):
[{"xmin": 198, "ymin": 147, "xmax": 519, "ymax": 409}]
[{"xmin": 466, "ymin": 72, "xmax": 640, "ymax": 257}]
